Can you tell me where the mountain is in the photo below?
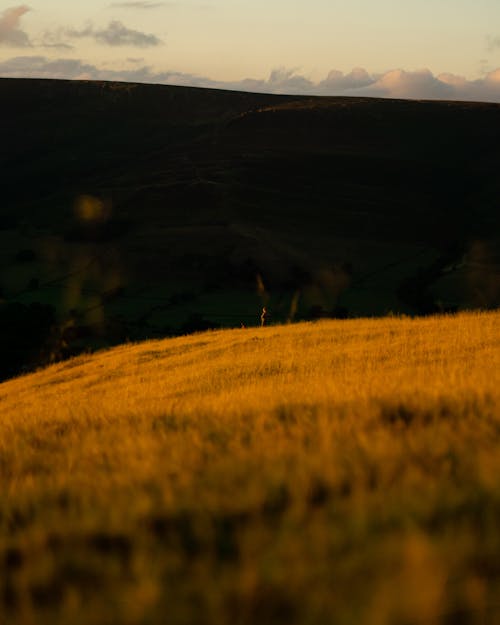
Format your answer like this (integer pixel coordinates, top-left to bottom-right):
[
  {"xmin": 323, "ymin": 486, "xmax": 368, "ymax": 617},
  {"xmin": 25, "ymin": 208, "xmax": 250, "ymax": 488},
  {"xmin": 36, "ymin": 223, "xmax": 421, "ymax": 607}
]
[{"xmin": 1, "ymin": 78, "xmax": 499, "ymax": 378}]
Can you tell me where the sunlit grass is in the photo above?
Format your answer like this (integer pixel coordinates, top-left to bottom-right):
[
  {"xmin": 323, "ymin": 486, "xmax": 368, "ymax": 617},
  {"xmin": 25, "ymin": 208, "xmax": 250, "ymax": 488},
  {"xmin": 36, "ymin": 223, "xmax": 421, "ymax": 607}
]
[{"xmin": 1, "ymin": 311, "xmax": 499, "ymax": 625}]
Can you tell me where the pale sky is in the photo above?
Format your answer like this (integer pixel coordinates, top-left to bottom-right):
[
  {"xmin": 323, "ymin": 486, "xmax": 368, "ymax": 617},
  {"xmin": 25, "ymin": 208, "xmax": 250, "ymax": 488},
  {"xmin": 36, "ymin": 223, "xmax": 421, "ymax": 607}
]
[{"xmin": 2, "ymin": 1, "xmax": 500, "ymax": 100}]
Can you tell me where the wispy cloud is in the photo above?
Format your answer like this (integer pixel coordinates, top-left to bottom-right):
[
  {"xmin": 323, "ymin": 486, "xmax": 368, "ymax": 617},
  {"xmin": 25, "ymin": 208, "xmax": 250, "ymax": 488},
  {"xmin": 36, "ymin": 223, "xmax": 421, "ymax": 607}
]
[
  {"xmin": 0, "ymin": 56, "xmax": 210, "ymax": 85},
  {"xmin": 0, "ymin": 5, "xmax": 31, "ymax": 47},
  {"xmin": 109, "ymin": 2, "xmax": 170, "ymax": 9},
  {"xmin": 39, "ymin": 42, "xmax": 74, "ymax": 50},
  {"xmin": 67, "ymin": 21, "xmax": 163, "ymax": 47},
  {"xmin": 487, "ymin": 35, "xmax": 500, "ymax": 52},
  {"xmin": 37, "ymin": 27, "xmax": 74, "ymax": 50},
  {"xmin": 0, "ymin": 7, "xmax": 164, "ymax": 50},
  {"xmin": 2, "ymin": 57, "xmax": 500, "ymax": 103}
]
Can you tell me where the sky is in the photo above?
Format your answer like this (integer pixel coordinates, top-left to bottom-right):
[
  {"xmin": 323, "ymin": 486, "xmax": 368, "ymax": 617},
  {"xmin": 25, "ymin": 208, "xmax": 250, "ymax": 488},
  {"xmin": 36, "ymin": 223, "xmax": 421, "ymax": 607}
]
[{"xmin": 2, "ymin": 0, "xmax": 500, "ymax": 100}]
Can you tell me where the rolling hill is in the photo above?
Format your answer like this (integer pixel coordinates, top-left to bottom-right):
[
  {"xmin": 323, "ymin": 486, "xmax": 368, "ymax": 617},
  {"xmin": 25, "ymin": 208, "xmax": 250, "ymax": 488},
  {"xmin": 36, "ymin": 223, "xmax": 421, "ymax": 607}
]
[
  {"xmin": 1, "ymin": 311, "xmax": 499, "ymax": 625},
  {"xmin": 1, "ymin": 78, "xmax": 500, "ymax": 379}
]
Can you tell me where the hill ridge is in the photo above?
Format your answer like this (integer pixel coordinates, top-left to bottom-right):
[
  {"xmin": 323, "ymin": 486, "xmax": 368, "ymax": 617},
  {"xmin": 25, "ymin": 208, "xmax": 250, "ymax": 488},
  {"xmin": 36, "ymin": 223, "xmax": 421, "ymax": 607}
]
[
  {"xmin": 1, "ymin": 311, "xmax": 499, "ymax": 625},
  {"xmin": 1, "ymin": 77, "xmax": 499, "ymax": 381}
]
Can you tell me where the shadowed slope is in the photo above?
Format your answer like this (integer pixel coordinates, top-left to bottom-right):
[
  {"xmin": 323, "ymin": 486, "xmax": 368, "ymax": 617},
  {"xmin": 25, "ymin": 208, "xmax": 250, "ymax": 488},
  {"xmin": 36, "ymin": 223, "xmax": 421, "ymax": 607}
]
[
  {"xmin": 1, "ymin": 311, "xmax": 500, "ymax": 625},
  {"xmin": 1, "ymin": 79, "xmax": 500, "ymax": 380}
]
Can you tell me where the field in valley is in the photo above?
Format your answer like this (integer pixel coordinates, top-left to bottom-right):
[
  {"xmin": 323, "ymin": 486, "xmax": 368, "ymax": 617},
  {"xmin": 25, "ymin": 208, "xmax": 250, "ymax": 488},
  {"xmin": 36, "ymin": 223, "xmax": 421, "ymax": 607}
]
[{"xmin": 1, "ymin": 311, "xmax": 500, "ymax": 625}]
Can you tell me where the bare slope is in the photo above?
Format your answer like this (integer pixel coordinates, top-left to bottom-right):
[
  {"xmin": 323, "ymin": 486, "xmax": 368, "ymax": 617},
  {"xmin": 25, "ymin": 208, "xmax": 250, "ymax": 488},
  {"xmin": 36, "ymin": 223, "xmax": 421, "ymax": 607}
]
[{"xmin": 1, "ymin": 311, "xmax": 500, "ymax": 625}]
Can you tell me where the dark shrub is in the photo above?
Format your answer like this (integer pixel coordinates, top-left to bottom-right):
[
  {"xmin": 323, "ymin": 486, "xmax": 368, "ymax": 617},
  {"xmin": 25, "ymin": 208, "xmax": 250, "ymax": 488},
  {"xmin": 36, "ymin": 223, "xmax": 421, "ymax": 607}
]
[
  {"xmin": 0, "ymin": 301, "xmax": 55, "ymax": 381},
  {"xmin": 15, "ymin": 249, "xmax": 37, "ymax": 263}
]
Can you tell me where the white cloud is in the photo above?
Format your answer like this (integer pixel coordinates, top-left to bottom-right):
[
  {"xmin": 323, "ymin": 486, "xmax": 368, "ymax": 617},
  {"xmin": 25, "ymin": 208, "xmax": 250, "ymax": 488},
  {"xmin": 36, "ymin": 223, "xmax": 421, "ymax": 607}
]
[
  {"xmin": 355, "ymin": 68, "xmax": 454, "ymax": 100},
  {"xmin": 0, "ymin": 5, "xmax": 31, "ymax": 47},
  {"xmin": 318, "ymin": 68, "xmax": 373, "ymax": 92},
  {"xmin": 2, "ymin": 58, "xmax": 500, "ymax": 103},
  {"xmin": 437, "ymin": 73, "xmax": 467, "ymax": 88}
]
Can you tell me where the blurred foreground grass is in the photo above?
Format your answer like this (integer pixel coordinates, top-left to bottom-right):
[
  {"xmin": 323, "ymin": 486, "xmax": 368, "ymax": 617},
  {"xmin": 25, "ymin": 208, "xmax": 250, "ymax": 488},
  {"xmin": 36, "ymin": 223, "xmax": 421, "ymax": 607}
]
[{"xmin": 1, "ymin": 311, "xmax": 500, "ymax": 625}]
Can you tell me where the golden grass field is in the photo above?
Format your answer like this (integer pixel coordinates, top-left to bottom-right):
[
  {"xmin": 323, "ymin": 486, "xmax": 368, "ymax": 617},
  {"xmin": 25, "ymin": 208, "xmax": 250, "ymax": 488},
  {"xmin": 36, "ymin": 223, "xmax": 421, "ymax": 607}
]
[{"xmin": 1, "ymin": 311, "xmax": 500, "ymax": 625}]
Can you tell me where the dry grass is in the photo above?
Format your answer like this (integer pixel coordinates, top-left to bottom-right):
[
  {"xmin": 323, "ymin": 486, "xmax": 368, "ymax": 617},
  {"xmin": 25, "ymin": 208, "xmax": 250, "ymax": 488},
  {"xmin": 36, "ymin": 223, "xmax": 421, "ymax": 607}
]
[{"xmin": 1, "ymin": 311, "xmax": 500, "ymax": 625}]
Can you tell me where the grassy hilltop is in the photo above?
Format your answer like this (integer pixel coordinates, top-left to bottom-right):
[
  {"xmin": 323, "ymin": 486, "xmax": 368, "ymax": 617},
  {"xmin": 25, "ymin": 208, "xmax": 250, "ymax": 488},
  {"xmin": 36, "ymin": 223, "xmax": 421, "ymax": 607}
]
[
  {"xmin": 1, "ymin": 311, "xmax": 500, "ymax": 625},
  {"xmin": 1, "ymin": 78, "xmax": 500, "ymax": 379}
]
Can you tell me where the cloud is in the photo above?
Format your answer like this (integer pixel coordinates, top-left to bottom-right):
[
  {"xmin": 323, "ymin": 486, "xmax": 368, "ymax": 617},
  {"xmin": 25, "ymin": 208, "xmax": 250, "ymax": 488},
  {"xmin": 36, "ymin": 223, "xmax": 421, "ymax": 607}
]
[
  {"xmin": 316, "ymin": 67, "xmax": 375, "ymax": 94},
  {"xmin": 487, "ymin": 36, "xmax": 500, "ymax": 52},
  {"xmin": 2, "ymin": 57, "xmax": 500, "ymax": 103},
  {"xmin": 0, "ymin": 56, "xmax": 201, "ymax": 83},
  {"xmin": 0, "ymin": 56, "xmax": 96, "ymax": 80},
  {"xmin": 0, "ymin": 5, "xmax": 31, "ymax": 47},
  {"xmin": 0, "ymin": 7, "xmax": 162, "ymax": 51},
  {"xmin": 355, "ymin": 68, "xmax": 455, "ymax": 100},
  {"xmin": 37, "ymin": 28, "xmax": 74, "ymax": 50},
  {"xmin": 269, "ymin": 67, "xmax": 314, "ymax": 91},
  {"xmin": 40, "ymin": 42, "xmax": 74, "ymax": 50},
  {"xmin": 109, "ymin": 2, "xmax": 169, "ymax": 8},
  {"xmin": 67, "ymin": 21, "xmax": 163, "ymax": 47}
]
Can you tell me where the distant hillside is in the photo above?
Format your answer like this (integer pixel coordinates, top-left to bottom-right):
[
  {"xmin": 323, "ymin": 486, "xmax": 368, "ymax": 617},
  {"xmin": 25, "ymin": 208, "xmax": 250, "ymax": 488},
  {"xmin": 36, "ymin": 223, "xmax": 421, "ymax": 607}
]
[
  {"xmin": 1, "ymin": 78, "xmax": 499, "ymax": 378},
  {"xmin": 1, "ymin": 311, "xmax": 499, "ymax": 625}
]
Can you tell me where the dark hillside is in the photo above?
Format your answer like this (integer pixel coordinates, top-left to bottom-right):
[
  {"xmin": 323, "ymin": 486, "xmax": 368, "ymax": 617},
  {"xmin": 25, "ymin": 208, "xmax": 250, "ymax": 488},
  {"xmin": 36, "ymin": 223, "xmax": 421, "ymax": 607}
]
[{"xmin": 1, "ymin": 78, "xmax": 499, "ymax": 378}]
